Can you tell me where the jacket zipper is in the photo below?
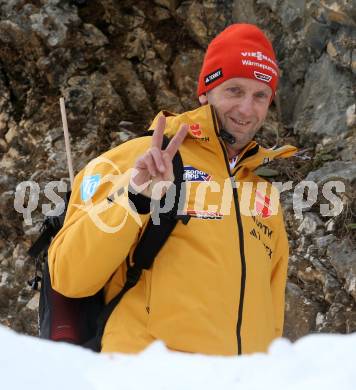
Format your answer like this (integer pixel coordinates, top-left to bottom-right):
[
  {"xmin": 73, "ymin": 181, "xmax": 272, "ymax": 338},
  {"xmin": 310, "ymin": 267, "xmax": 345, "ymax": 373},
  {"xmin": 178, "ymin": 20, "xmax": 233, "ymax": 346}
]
[{"xmin": 210, "ymin": 106, "xmax": 246, "ymax": 355}]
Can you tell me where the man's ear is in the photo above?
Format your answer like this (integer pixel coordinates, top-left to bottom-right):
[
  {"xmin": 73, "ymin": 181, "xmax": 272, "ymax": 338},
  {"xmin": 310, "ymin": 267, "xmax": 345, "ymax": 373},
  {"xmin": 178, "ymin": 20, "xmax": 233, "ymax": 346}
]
[{"xmin": 199, "ymin": 94, "xmax": 208, "ymax": 105}]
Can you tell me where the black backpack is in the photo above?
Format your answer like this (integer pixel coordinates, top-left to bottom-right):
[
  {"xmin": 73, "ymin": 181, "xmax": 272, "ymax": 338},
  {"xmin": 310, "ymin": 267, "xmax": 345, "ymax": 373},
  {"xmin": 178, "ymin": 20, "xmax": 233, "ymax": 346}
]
[{"xmin": 28, "ymin": 135, "xmax": 188, "ymax": 352}]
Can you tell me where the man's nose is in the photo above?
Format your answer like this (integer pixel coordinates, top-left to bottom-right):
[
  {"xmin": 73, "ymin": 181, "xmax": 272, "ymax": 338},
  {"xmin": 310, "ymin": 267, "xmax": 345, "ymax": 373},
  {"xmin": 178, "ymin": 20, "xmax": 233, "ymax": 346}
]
[{"xmin": 237, "ymin": 95, "xmax": 254, "ymax": 117}]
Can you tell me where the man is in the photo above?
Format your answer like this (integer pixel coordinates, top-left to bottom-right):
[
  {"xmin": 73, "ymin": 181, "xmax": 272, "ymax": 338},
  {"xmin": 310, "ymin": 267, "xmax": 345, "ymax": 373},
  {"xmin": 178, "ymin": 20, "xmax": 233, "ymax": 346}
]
[{"xmin": 48, "ymin": 24, "xmax": 296, "ymax": 355}]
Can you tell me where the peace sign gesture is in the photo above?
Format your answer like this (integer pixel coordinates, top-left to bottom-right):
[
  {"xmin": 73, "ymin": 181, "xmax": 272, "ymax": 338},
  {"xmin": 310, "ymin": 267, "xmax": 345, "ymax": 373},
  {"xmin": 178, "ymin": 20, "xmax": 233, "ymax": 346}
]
[{"xmin": 130, "ymin": 116, "xmax": 188, "ymax": 199}]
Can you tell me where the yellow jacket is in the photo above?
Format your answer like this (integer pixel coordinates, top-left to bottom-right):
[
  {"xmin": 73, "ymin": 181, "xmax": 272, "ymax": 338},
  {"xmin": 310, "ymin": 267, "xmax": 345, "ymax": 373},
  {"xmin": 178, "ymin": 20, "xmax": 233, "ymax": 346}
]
[{"xmin": 48, "ymin": 104, "xmax": 297, "ymax": 355}]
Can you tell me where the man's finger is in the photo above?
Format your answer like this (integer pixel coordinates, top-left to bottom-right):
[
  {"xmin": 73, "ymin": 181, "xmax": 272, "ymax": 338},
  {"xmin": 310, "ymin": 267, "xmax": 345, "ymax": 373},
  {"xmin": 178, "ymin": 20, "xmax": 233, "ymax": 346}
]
[
  {"xmin": 150, "ymin": 147, "xmax": 165, "ymax": 173},
  {"xmin": 165, "ymin": 123, "xmax": 189, "ymax": 159},
  {"xmin": 136, "ymin": 152, "xmax": 158, "ymax": 178},
  {"xmin": 144, "ymin": 152, "xmax": 158, "ymax": 177},
  {"xmin": 162, "ymin": 153, "xmax": 173, "ymax": 182},
  {"xmin": 130, "ymin": 168, "xmax": 151, "ymax": 193},
  {"xmin": 151, "ymin": 115, "xmax": 166, "ymax": 150}
]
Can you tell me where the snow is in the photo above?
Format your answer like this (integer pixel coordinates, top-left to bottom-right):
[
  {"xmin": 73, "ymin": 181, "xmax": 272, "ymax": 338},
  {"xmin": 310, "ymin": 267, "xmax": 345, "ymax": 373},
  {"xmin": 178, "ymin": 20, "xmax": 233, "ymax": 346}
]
[{"xmin": 1, "ymin": 325, "xmax": 356, "ymax": 390}]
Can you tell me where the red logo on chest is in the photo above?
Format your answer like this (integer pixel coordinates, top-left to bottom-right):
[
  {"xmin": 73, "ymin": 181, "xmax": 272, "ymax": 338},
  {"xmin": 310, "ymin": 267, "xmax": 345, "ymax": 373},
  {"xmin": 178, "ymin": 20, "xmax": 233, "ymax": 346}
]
[
  {"xmin": 190, "ymin": 123, "xmax": 202, "ymax": 137},
  {"xmin": 255, "ymin": 190, "xmax": 272, "ymax": 219}
]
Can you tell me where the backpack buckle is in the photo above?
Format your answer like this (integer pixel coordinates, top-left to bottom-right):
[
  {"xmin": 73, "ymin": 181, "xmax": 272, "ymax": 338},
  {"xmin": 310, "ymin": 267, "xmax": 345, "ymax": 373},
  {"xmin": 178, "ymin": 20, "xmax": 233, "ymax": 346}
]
[{"xmin": 27, "ymin": 275, "xmax": 42, "ymax": 290}]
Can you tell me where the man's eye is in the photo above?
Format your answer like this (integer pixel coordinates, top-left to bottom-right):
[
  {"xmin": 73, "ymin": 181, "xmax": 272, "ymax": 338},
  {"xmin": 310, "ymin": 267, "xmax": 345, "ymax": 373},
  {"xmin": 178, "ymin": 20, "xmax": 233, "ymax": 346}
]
[
  {"xmin": 227, "ymin": 87, "xmax": 241, "ymax": 94},
  {"xmin": 255, "ymin": 92, "xmax": 269, "ymax": 99}
]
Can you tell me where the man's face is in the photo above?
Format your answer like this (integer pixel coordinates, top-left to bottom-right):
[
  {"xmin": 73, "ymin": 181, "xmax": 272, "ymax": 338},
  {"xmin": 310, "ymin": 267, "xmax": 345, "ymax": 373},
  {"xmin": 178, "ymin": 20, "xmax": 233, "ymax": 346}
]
[{"xmin": 205, "ymin": 77, "xmax": 272, "ymax": 154}]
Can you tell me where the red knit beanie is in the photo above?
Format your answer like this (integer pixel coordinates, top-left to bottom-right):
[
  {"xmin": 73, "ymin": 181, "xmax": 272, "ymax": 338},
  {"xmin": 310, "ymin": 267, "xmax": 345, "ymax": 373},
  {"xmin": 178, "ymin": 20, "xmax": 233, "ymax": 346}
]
[{"xmin": 197, "ymin": 24, "xmax": 279, "ymax": 97}]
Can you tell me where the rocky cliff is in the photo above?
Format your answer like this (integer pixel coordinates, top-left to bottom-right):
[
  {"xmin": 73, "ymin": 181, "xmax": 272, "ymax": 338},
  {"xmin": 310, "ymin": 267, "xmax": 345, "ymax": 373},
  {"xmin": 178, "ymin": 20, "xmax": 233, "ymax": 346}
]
[{"xmin": 0, "ymin": 0, "xmax": 355, "ymax": 341}]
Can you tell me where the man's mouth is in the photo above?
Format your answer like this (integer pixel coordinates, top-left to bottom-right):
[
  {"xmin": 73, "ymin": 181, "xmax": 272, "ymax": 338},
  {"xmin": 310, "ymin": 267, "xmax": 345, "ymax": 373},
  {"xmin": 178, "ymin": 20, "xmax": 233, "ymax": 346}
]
[{"xmin": 229, "ymin": 117, "xmax": 250, "ymax": 126}]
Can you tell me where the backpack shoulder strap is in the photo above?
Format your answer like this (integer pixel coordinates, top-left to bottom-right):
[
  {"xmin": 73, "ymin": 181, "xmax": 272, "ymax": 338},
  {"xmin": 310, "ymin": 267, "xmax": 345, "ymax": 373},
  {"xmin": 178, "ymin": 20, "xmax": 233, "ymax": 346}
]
[
  {"xmin": 86, "ymin": 134, "xmax": 186, "ymax": 351},
  {"xmin": 28, "ymin": 191, "xmax": 72, "ymax": 259}
]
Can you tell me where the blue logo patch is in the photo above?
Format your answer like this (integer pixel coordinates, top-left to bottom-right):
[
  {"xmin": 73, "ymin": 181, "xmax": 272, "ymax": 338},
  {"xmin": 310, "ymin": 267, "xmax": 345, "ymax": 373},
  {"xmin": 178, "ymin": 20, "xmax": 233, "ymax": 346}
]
[
  {"xmin": 183, "ymin": 166, "xmax": 211, "ymax": 182},
  {"xmin": 80, "ymin": 174, "xmax": 101, "ymax": 201}
]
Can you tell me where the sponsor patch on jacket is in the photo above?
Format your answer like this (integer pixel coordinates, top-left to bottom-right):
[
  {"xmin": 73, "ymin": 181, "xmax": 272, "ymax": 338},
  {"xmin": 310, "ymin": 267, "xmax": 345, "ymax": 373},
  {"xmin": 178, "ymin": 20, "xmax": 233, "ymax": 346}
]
[
  {"xmin": 183, "ymin": 166, "xmax": 211, "ymax": 182},
  {"xmin": 254, "ymin": 190, "xmax": 272, "ymax": 219},
  {"xmin": 190, "ymin": 123, "xmax": 202, "ymax": 137},
  {"xmin": 80, "ymin": 174, "xmax": 101, "ymax": 201},
  {"xmin": 204, "ymin": 68, "xmax": 223, "ymax": 86},
  {"xmin": 186, "ymin": 210, "xmax": 223, "ymax": 220},
  {"xmin": 189, "ymin": 123, "xmax": 209, "ymax": 142}
]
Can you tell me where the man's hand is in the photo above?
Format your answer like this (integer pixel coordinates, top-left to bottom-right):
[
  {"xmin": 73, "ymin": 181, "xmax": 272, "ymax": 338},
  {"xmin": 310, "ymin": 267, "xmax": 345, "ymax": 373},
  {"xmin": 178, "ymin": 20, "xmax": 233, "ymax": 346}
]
[{"xmin": 130, "ymin": 116, "xmax": 188, "ymax": 200}]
